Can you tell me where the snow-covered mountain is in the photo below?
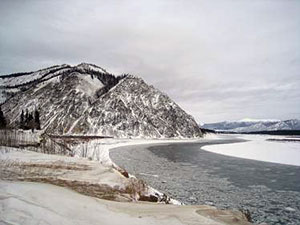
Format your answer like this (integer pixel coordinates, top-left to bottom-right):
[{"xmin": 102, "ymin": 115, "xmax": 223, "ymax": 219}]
[
  {"xmin": 202, "ymin": 119, "xmax": 300, "ymax": 132},
  {"xmin": 0, "ymin": 63, "xmax": 202, "ymax": 138}
]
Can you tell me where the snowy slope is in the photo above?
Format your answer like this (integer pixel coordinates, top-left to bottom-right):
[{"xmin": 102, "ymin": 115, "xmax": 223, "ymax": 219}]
[
  {"xmin": 202, "ymin": 119, "xmax": 300, "ymax": 132},
  {"xmin": 1, "ymin": 63, "xmax": 202, "ymax": 138},
  {"xmin": 1, "ymin": 64, "xmax": 70, "ymax": 87},
  {"xmin": 0, "ymin": 64, "xmax": 71, "ymax": 104}
]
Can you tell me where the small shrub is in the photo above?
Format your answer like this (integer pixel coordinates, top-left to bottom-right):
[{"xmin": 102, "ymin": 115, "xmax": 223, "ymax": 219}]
[{"xmin": 239, "ymin": 208, "xmax": 252, "ymax": 222}]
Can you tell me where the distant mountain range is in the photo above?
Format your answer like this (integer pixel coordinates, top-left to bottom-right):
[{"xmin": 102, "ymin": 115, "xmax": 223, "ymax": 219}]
[
  {"xmin": 0, "ymin": 63, "xmax": 202, "ymax": 138},
  {"xmin": 202, "ymin": 119, "xmax": 300, "ymax": 133}
]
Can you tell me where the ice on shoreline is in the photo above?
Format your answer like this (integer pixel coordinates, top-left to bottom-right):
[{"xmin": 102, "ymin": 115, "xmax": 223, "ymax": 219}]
[
  {"xmin": 202, "ymin": 134, "xmax": 300, "ymax": 166},
  {"xmin": 71, "ymin": 138, "xmax": 205, "ymax": 205}
]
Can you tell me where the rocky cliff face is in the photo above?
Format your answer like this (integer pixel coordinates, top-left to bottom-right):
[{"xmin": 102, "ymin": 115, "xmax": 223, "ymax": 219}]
[{"xmin": 1, "ymin": 63, "xmax": 202, "ymax": 138}]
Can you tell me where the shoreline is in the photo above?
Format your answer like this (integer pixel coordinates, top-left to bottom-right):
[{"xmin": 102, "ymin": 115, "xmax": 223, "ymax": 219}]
[
  {"xmin": 0, "ymin": 180, "xmax": 252, "ymax": 225},
  {"xmin": 0, "ymin": 135, "xmax": 254, "ymax": 225},
  {"xmin": 106, "ymin": 134, "xmax": 244, "ymax": 204},
  {"xmin": 109, "ymin": 135, "xmax": 300, "ymax": 224},
  {"xmin": 97, "ymin": 137, "xmax": 206, "ymax": 204},
  {"xmin": 0, "ymin": 133, "xmax": 245, "ymax": 204}
]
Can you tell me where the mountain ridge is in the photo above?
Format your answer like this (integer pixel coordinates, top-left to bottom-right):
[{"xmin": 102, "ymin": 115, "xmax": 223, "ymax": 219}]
[
  {"xmin": 1, "ymin": 63, "xmax": 202, "ymax": 138},
  {"xmin": 202, "ymin": 119, "xmax": 300, "ymax": 132}
]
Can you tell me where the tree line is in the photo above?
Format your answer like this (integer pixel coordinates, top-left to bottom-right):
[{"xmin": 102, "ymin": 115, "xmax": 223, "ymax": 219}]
[
  {"xmin": 20, "ymin": 109, "xmax": 41, "ymax": 131},
  {"xmin": 0, "ymin": 107, "xmax": 6, "ymax": 129},
  {"xmin": 0, "ymin": 106, "xmax": 41, "ymax": 131}
]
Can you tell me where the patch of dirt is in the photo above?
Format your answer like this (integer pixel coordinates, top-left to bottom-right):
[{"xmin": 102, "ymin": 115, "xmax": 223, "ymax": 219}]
[
  {"xmin": 17, "ymin": 177, "xmax": 131, "ymax": 201},
  {"xmin": 19, "ymin": 162, "xmax": 91, "ymax": 171},
  {"xmin": 0, "ymin": 160, "xmax": 144, "ymax": 203}
]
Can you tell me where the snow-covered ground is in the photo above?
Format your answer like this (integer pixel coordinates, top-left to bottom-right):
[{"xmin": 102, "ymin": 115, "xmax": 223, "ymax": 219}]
[
  {"xmin": 0, "ymin": 137, "xmax": 252, "ymax": 225},
  {"xmin": 0, "ymin": 181, "xmax": 182, "ymax": 225},
  {"xmin": 71, "ymin": 138, "xmax": 203, "ymax": 167},
  {"xmin": 0, "ymin": 146, "xmax": 130, "ymax": 189},
  {"xmin": 0, "ymin": 181, "xmax": 251, "ymax": 225},
  {"xmin": 202, "ymin": 134, "xmax": 300, "ymax": 166}
]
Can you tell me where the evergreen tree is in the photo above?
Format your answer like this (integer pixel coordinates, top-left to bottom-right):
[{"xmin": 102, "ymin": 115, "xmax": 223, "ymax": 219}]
[
  {"xmin": 34, "ymin": 109, "xmax": 41, "ymax": 129},
  {"xmin": 20, "ymin": 110, "xmax": 24, "ymax": 128},
  {"xmin": 28, "ymin": 112, "xmax": 33, "ymax": 122},
  {"xmin": 27, "ymin": 112, "xmax": 34, "ymax": 131},
  {"xmin": 25, "ymin": 109, "xmax": 29, "ymax": 124},
  {"xmin": 23, "ymin": 109, "xmax": 32, "ymax": 130},
  {"xmin": 0, "ymin": 107, "xmax": 6, "ymax": 129}
]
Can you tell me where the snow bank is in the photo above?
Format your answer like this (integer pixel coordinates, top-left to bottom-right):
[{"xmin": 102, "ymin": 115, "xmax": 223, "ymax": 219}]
[
  {"xmin": 202, "ymin": 134, "xmax": 300, "ymax": 166},
  {"xmin": 0, "ymin": 181, "xmax": 250, "ymax": 225},
  {"xmin": 0, "ymin": 181, "xmax": 183, "ymax": 225},
  {"xmin": 71, "ymin": 138, "xmax": 204, "ymax": 204},
  {"xmin": 72, "ymin": 138, "xmax": 202, "ymax": 166}
]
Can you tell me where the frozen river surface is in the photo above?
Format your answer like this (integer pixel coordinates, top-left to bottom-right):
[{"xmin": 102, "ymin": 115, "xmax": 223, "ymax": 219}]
[{"xmin": 110, "ymin": 135, "xmax": 300, "ymax": 225}]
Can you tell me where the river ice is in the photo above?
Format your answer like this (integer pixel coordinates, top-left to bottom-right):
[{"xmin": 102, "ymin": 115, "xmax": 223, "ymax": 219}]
[
  {"xmin": 110, "ymin": 134, "xmax": 300, "ymax": 225},
  {"xmin": 203, "ymin": 134, "xmax": 300, "ymax": 166}
]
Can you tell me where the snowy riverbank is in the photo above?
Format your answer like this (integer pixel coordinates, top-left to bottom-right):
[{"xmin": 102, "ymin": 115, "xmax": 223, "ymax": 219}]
[
  {"xmin": 202, "ymin": 134, "xmax": 300, "ymax": 166},
  {"xmin": 71, "ymin": 137, "xmax": 216, "ymax": 204},
  {"xmin": 0, "ymin": 181, "xmax": 251, "ymax": 225},
  {"xmin": 0, "ymin": 136, "xmax": 253, "ymax": 225}
]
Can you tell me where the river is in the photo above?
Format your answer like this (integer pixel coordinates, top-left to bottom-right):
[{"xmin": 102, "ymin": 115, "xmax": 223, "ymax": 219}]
[{"xmin": 110, "ymin": 135, "xmax": 300, "ymax": 225}]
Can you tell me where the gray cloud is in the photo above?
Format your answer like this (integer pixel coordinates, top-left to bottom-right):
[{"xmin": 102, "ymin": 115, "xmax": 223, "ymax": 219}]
[{"xmin": 0, "ymin": 0, "xmax": 299, "ymax": 123}]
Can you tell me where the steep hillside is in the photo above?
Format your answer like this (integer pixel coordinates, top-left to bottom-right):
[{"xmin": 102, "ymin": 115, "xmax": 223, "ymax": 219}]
[{"xmin": 1, "ymin": 63, "xmax": 202, "ymax": 138}]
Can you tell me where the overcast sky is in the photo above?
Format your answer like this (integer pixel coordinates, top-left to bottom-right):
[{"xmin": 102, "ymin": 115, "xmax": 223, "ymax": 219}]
[{"xmin": 0, "ymin": 0, "xmax": 299, "ymax": 123}]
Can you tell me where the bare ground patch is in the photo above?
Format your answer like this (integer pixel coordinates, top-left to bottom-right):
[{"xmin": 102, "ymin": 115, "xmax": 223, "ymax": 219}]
[{"xmin": 0, "ymin": 159, "xmax": 144, "ymax": 202}]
